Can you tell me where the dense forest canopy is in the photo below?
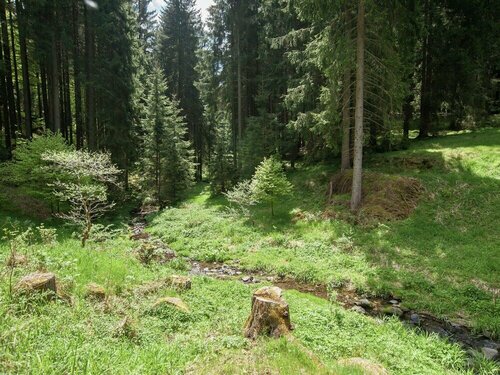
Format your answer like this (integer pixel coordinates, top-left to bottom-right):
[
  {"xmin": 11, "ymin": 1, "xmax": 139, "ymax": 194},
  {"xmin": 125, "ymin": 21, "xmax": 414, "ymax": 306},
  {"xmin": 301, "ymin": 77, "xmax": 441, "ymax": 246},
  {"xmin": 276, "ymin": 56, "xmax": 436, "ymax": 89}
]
[{"xmin": 0, "ymin": 0, "xmax": 498, "ymax": 208}]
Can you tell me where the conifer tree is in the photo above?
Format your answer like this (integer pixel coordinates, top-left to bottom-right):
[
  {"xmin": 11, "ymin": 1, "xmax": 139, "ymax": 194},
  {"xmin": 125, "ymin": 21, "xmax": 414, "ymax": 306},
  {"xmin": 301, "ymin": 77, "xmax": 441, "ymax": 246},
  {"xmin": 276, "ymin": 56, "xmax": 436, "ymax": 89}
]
[
  {"xmin": 251, "ymin": 155, "xmax": 292, "ymax": 216},
  {"xmin": 142, "ymin": 66, "xmax": 195, "ymax": 206},
  {"xmin": 209, "ymin": 114, "xmax": 236, "ymax": 194},
  {"xmin": 158, "ymin": 0, "xmax": 203, "ymax": 180}
]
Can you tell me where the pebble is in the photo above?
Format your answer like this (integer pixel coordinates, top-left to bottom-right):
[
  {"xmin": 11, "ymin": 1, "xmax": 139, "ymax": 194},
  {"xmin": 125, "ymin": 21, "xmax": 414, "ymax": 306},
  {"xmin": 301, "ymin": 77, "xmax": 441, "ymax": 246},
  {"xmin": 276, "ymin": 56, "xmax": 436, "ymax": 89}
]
[
  {"xmin": 356, "ymin": 298, "xmax": 372, "ymax": 309},
  {"xmin": 389, "ymin": 299, "xmax": 399, "ymax": 305},
  {"xmin": 410, "ymin": 313, "xmax": 420, "ymax": 325},
  {"xmin": 481, "ymin": 347, "xmax": 498, "ymax": 360},
  {"xmin": 242, "ymin": 276, "xmax": 252, "ymax": 283},
  {"xmin": 350, "ymin": 306, "xmax": 366, "ymax": 315}
]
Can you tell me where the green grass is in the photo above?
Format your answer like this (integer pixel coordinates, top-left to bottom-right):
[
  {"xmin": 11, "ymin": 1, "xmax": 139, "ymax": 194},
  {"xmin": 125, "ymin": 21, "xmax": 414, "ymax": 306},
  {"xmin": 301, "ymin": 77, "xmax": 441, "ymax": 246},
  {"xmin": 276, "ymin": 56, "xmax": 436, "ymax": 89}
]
[
  {"xmin": 0, "ymin": 237, "xmax": 477, "ymax": 374},
  {"xmin": 0, "ymin": 128, "xmax": 499, "ymax": 374},
  {"xmin": 149, "ymin": 128, "xmax": 500, "ymax": 337}
]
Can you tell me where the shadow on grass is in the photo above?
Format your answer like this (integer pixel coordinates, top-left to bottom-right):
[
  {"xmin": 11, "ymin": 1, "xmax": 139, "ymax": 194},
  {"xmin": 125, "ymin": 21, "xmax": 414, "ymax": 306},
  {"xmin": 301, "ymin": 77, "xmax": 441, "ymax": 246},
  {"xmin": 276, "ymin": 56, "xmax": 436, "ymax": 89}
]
[{"xmin": 356, "ymin": 145, "xmax": 500, "ymax": 336}]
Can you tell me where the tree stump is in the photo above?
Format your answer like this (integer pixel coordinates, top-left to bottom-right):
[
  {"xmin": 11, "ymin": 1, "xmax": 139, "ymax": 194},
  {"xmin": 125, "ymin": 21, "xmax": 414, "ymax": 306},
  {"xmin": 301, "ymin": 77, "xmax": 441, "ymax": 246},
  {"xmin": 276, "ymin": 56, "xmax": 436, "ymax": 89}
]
[
  {"xmin": 6, "ymin": 253, "xmax": 28, "ymax": 268},
  {"xmin": 168, "ymin": 275, "xmax": 192, "ymax": 291},
  {"xmin": 243, "ymin": 286, "xmax": 292, "ymax": 339},
  {"xmin": 85, "ymin": 282, "xmax": 106, "ymax": 301},
  {"xmin": 16, "ymin": 272, "xmax": 57, "ymax": 298}
]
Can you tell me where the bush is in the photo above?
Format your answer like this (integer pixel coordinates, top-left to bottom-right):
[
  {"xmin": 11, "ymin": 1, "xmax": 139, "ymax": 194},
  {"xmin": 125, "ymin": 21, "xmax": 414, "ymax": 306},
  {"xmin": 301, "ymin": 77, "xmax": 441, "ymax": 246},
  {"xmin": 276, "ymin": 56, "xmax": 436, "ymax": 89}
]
[
  {"xmin": 0, "ymin": 133, "xmax": 71, "ymax": 204},
  {"xmin": 224, "ymin": 180, "xmax": 257, "ymax": 217},
  {"xmin": 42, "ymin": 150, "xmax": 121, "ymax": 247}
]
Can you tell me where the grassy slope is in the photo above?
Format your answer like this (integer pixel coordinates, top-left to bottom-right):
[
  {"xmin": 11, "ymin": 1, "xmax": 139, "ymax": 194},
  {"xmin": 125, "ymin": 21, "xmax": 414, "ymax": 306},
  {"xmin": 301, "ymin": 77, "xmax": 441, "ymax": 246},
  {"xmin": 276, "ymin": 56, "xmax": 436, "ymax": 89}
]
[
  {"xmin": 0, "ymin": 129, "xmax": 498, "ymax": 374},
  {"xmin": 150, "ymin": 128, "xmax": 500, "ymax": 337}
]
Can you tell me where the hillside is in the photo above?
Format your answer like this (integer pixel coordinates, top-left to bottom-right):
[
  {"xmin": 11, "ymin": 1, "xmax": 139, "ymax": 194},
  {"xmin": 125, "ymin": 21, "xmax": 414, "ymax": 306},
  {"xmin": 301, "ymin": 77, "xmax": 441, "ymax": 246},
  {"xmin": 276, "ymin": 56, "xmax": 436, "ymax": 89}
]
[{"xmin": 1, "ymin": 129, "xmax": 499, "ymax": 374}]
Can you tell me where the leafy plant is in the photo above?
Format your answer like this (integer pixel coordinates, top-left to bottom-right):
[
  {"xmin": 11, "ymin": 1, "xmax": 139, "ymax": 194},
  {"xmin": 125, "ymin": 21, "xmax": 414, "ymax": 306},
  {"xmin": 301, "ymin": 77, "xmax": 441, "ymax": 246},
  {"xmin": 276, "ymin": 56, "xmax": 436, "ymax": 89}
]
[
  {"xmin": 0, "ymin": 133, "xmax": 71, "ymax": 204},
  {"xmin": 224, "ymin": 180, "xmax": 257, "ymax": 217},
  {"xmin": 42, "ymin": 150, "xmax": 121, "ymax": 247}
]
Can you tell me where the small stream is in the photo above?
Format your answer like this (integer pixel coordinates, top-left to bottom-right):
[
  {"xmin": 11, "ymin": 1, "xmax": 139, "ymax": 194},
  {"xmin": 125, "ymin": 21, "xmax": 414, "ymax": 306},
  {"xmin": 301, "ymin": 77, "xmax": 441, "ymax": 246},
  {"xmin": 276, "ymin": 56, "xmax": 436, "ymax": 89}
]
[{"xmin": 130, "ymin": 210, "xmax": 499, "ymax": 362}]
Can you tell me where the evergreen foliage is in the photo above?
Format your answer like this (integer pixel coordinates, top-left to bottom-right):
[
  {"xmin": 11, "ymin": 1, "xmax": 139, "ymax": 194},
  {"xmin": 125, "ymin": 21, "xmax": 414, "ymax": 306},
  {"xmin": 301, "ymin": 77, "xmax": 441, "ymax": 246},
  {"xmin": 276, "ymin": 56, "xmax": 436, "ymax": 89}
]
[
  {"xmin": 141, "ymin": 66, "xmax": 195, "ymax": 206},
  {"xmin": 158, "ymin": 0, "xmax": 203, "ymax": 179},
  {"xmin": 0, "ymin": 133, "xmax": 71, "ymax": 203},
  {"xmin": 209, "ymin": 114, "xmax": 236, "ymax": 194},
  {"xmin": 250, "ymin": 155, "xmax": 292, "ymax": 216}
]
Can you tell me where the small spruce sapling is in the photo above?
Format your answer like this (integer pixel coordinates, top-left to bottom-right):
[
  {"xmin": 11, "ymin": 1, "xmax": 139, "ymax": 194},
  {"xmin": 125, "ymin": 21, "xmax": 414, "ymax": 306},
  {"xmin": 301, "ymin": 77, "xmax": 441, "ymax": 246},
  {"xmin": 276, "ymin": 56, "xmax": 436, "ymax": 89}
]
[
  {"xmin": 251, "ymin": 156, "xmax": 292, "ymax": 216},
  {"xmin": 42, "ymin": 150, "xmax": 121, "ymax": 247}
]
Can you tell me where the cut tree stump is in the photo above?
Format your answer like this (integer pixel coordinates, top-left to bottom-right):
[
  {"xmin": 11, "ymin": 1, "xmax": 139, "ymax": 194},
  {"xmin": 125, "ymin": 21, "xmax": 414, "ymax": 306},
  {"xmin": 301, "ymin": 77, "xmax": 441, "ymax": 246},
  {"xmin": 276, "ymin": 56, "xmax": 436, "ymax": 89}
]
[
  {"xmin": 85, "ymin": 283, "xmax": 106, "ymax": 301},
  {"xmin": 243, "ymin": 286, "xmax": 292, "ymax": 339},
  {"xmin": 16, "ymin": 272, "xmax": 57, "ymax": 297},
  {"xmin": 168, "ymin": 275, "xmax": 192, "ymax": 291},
  {"xmin": 6, "ymin": 253, "xmax": 28, "ymax": 267}
]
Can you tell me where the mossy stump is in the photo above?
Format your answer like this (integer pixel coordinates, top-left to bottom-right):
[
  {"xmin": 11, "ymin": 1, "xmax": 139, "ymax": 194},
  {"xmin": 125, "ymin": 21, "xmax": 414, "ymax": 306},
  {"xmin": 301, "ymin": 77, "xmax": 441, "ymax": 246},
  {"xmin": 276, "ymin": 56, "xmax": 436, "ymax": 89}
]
[
  {"xmin": 243, "ymin": 286, "xmax": 292, "ymax": 339},
  {"xmin": 85, "ymin": 283, "xmax": 106, "ymax": 301},
  {"xmin": 6, "ymin": 253, "xmax": 28, "ymax": 268},
  {"xmin": 168, "ymin": 275, "xmax": 192, "ymax": 291},
  {"xmin": 16, "ymin": 272, "xmax": 57, "ymax": 297},
  {"xmin": 152, "ymin": 297, "xmax": 190, "ymax": 313}
]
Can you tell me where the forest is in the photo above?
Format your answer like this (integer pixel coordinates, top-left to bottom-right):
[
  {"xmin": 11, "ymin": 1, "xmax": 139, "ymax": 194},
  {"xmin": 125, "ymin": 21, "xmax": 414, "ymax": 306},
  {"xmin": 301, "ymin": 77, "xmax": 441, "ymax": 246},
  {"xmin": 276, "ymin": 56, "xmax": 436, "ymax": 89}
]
[{"xmin": 0, "ymin": 0, "xmax": 499, "ymax": 374}]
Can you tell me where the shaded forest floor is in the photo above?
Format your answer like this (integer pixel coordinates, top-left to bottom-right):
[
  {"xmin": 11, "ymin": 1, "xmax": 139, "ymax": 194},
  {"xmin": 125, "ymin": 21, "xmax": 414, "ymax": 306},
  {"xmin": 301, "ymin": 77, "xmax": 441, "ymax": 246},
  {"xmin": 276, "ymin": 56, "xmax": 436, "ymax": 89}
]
[{"xmin": 1, "ymin": 128, "xmax": 499, "ymax": 374}]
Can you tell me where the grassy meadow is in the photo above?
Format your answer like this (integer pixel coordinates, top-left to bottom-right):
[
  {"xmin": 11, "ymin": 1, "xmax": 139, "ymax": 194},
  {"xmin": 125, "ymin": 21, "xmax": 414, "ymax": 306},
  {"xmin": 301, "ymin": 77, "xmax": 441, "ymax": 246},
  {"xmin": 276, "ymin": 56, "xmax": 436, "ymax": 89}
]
[{"xmin": 1, "ymin": 128, "xmax": 499, "ymax": 374}]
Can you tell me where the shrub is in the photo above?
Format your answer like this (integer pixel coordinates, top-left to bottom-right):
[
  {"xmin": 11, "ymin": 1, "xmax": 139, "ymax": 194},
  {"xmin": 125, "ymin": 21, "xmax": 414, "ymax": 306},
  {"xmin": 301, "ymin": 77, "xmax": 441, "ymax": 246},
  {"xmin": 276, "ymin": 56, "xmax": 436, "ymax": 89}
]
[
  {"xmin": 224, "ymin": 180, "xmax": 257, "ymax": 217},
  {"xmin": 42, "ymin": 150, "xmax": 121, "ymax": 247}
]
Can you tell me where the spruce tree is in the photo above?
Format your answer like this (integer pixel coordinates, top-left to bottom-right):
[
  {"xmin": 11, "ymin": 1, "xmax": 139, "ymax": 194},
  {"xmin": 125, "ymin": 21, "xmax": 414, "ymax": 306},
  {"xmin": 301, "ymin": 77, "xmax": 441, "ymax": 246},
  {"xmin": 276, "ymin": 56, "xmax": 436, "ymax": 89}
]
[
  {"xmin": 251, "ymin": 155, "xmax": 292, "ymax": 216},
  {"xmin": 163, "ymin": 96, "xmax": 195, "ymax": 204},
  {"xmin": 142, "ymin": 66, "xmax": 195, "ymax": 206},
  {"xmin": 158, "ymin": 0, "xmax": 203, "ymax": 180},
  {"xmin": 209, "ymin": 114, "xmax": 236, "ymax": 194}
]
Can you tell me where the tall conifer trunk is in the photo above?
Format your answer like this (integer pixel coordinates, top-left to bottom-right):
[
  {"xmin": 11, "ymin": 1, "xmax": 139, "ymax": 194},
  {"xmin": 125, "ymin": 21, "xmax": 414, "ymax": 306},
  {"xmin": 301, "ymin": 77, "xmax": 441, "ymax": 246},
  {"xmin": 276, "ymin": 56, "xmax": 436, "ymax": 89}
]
[
  {"xmin": 341, "ymin": 68, "xmax": 351, "ymax": 171},
  {"xmin": 16, "ymin": 0, "xmax": 32, "ymax": 138},
  {"xmin": 0, "ymin": 30, "xmax": 12, "ymax": 158},
  {"xmin": 350, "ymin": 0, "xmax": 365, "ymax": 211},
  {"xmin": 49, "ymin": 33, "xmax": 61, "ymax": 133},
  {"xmin": 40, "ymin": 64, "xmax": 50, "ymax": 127},
  {"xmin": 73, "ymin": 0, "xmax": 83, "ymax": 148},
  {"xmin": 340, "ymin": 6, "xmax": 352, "ymax": 171},
  {"xmin": 419, "ymin": 0, "xmax": 431, "ymax": 138},
  {"xmin": 8, "ymin": 9, "xmax": 21, "ymax": 128},
  {"xmin": 0, "ymin": 0, "xmax": 17, "ymax": 136},
  {"xmin": 85, "ymin": 6, "xmax": 96, "ymax": 150}
]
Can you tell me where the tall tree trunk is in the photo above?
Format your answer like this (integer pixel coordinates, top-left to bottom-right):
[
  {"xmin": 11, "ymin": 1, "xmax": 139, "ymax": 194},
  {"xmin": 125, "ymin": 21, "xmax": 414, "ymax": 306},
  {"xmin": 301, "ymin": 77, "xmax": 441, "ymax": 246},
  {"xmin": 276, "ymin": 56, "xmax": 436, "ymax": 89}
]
[
  {"xmin": 419, "ymin": 0, "xmax": 431, "ymax": 139},
  {"xmin": 350, "ymin": 0, "xmax": 365, "ymax": 211},
  {"xmin": 63, "ymin": 50, "xmax": 72, "ymax": 144},
  {"xmin": 73, "ymin": 0, "xmax": 83, "ymax": 148},
  {"xmin": 341, "ymin": 9, "xmax": 352, "ymax": 171},
  {"xmin": 36, "ymin": 76, "xmax": 42, "ymax": 118},
  {"xmin": 236, "ymin": 24, "xmax": 243, "ymax": 144},
  {"xmin": 16, "ymin": 0, "xmax": 32, "ymax": 138},
  {"xmin": 49, "ymin": 33, "xmax": 61, "ymax": 133},
  {"xmin": 59, "ymin": 48, "xmax": 67, "ymax": 139},
  {"xmin": 341, "ymin": 67, "xmax": 351, "ymax": 171},
  {"xmin": 40, "ymin": 64, "xmax": 50, "ymax": 127},
  {"xmin": 8, "ymin": 8, "xmax": 21, "ymax": 129},
  {"xmin": 0, "ymin": 0, "xmax": 17, "ymax": 137},
  {"xmin": 0, "ymin": 30, "xmax": 12, "ymax": 158},
  {"xmin": 85, "ymin": 7, "xmax": 96, "ymax": 150},
  {"xmin": 230, "ymin": 14, "xmax": 238, "ymax": 168},
  {"xmin": 402, "ymin": 95, "xmax": 412, "ymax": 140}
]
